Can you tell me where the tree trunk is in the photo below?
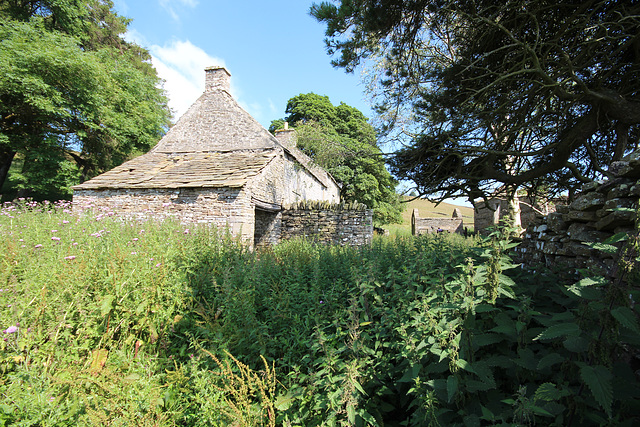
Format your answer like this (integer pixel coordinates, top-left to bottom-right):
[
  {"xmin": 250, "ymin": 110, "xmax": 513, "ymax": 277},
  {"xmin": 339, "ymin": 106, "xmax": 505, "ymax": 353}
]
[
  {"xmin": 507, "ymin": 193, "xmax": 523, "ymax": 233},
  {"xmin": 0, "ymin": 149, "xmax": 16, "ymax": 195},
  {"xmin": 613, "ymin": 122, "xmax": 628, "ymax": 161}
]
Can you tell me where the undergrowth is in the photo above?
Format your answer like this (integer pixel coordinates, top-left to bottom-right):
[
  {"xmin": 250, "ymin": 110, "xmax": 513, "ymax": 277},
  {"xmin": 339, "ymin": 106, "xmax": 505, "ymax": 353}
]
[{"xmin": 0, "ymin": 200, "xmax": 639, "ymax": 426}]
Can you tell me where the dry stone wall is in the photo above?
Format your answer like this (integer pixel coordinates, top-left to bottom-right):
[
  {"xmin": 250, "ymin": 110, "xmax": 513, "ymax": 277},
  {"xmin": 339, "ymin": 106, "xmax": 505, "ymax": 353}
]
[
  {"xmin": 516, "ymin": 155, "xmax": 640, "ymax": 278},
  {"xmin": 411, "ymin": 209, "xmax": 464, "ymax": 235},
  {"xmin": 74, "ymin": 188, "xmax": 372, "ymax": 248},
  {"xmin": 281, "ymin": 203, "xmax": 373, "ymax": 246},
  {"xmin": 474, "ymin": 197, "xmax": 556, "ymax": 234}
]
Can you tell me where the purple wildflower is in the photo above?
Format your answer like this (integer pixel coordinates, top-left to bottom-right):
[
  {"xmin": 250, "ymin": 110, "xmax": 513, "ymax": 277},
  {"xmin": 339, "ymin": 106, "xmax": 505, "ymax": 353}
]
[{"xmin": 4, "ymin": 326, "xmax": 18, "ymax": 334}]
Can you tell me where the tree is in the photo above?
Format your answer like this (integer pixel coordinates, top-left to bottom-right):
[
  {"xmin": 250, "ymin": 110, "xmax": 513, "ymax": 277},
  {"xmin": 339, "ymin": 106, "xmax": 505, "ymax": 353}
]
[
  {"xmin": 0, "ymin": 0, "xmax": 170, "ymax": 200},
  {"xmin": 311, "ymin": 0, "xmax": 640, "ymax": 207},
  {"xmin": 270, "ymin": 93, "xmax": 403, "ymax": 225}
]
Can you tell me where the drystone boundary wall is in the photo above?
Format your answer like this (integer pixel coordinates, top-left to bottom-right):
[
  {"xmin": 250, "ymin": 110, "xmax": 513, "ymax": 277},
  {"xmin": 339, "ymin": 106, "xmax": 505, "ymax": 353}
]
[
  {"xmin": 411, "ymin": 209, "xmax": 464, "ymax": 235},
  {"xmin": 74, "ymin": 189, "xmax": 372, "ymax": 247},
  {"xmin": 516, "ymin": 156, "xmax": 640, "ymax": 278},
  {"xmin": 474, "ymin": 197, "xmax": 556, "ymax": 234},
  {"xmin": 281, "ymin": 202, "xmax": 373, "ymax": 246}
]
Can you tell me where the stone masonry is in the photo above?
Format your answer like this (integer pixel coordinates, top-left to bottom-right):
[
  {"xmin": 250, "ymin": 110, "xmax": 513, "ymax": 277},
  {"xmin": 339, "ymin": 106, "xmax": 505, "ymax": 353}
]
[
  {"xmin": 280, "ymin": 202, "xmax": 373, "ymax": 246},
  {"xmin": 515, "ymin": 153, "xmax": 640, "ymax": 279},
  {"xmin": 474, "ymin": 197, "xmax": 556, "ymax": 234},
  {"xmin": 411, "ymin": 209, "xmax": 464, "ymax": 235}
]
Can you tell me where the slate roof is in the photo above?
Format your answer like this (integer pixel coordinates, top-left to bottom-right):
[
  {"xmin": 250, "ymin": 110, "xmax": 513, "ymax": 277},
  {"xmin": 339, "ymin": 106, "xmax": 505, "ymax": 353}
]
[
  {"xmin": 73, "ymin": 67, "xmax": 335, "ymax": 191},
  {"xmin": 73, "ymin": 150, "xmax": 277, "ymax": 189}
]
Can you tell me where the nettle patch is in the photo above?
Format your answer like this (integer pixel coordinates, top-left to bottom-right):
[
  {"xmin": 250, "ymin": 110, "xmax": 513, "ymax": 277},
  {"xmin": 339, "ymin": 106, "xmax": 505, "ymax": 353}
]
[{"xmin": 0, "ymin": 200, "xmax": 639, "ymax": 426}]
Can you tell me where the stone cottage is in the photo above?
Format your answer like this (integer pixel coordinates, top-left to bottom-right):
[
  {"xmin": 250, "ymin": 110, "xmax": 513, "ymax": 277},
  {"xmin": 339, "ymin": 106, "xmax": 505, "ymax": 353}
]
[{"xmin": 73, "ymin": 66, "xmax": 343, "ymax": 247}]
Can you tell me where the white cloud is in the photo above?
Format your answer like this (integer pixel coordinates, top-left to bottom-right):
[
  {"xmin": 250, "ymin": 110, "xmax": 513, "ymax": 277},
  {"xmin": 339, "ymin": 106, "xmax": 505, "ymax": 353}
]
[
  {"xmin": 124, "ymin": 31, "xmax": 269, "ymax": 127},
  {"xmin": 112, "ymin": 0, "xmax": 129, "ymax": 16},
  {"xmin": 159, "ymin": 0, "xmax": 198, "ymax": 21},
  {"xmin": 148, "ymin": 39, "xmax": 227, "ymax": 121}
]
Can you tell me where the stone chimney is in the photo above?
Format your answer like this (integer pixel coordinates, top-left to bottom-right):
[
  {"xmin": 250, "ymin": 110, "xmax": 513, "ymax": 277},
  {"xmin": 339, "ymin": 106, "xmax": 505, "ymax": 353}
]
[
  {"xmin": 274, "ymin": 121, "xmax": 297, "ymax": 149},
  {"xmin": 204, "ymin": 66, "xmax": 231, "ymax": 93}
]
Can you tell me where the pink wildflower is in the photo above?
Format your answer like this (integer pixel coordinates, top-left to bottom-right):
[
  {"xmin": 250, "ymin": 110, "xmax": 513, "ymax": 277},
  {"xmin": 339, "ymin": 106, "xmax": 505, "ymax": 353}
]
[
  {"xmin": 4, "ymin": 326, "xmax": 17, "ymax": 334},
  {"xmin": 51, "ymin": 237, "xmax": 61, "ymax": 241},
  {"xmin": 64, "ymin": 256, "xmax": 76, "ymax": 260},
  {"xmin": 34, "ymin": 244, "xmax": 43, "ymax": 249}
]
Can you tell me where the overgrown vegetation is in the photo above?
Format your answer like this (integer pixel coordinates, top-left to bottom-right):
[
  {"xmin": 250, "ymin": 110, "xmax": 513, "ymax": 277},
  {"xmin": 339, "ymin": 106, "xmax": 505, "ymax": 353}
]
[{"xmin": 1, "ymin": 201, "xmax": 638, "ymax": 425}]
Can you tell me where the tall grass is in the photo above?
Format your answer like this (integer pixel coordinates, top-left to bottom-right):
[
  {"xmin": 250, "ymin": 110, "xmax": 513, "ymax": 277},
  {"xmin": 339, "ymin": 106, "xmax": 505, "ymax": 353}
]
[{"xmin": 1, "ymin": 201, "xmax": 638, "ymax": 426}]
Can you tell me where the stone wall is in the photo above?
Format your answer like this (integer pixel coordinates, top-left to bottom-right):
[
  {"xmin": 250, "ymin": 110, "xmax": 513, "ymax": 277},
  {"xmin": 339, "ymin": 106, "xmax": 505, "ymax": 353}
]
[
  {"xmin": 411, "ymin": 209, "xmax": 464, "ymax": 235},
  {"xmin": 280, "ymin": 202, "xmax": 373, "ymax": 246},
  {"xmin": 515, "ymin": 155, "xmax": 640, "ymax": 277},
  {"xmin": 474, "ymin": 197, "xmax": 556, "ymax": 234},
  {"xmin": 74, "ymin": 188, "xmax": 372, "ymax": 248},
  {"xmin": 73, "ymin": 187, "xmax": 255, "ymax": 242}
]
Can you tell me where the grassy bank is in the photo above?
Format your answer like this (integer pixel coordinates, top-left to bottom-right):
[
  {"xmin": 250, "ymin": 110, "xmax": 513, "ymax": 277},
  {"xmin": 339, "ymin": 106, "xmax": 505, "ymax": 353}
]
[
  {"xmin": 1, "ymin": 201, "xmax": 638, "ymax": 426},
  {"xmin": 385, "ymin": 197, "xmax": 474, "ymax": 236}
]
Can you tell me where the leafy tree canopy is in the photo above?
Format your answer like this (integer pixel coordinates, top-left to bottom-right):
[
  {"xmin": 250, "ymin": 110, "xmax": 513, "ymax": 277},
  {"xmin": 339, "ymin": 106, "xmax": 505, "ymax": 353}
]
[
  {"xmin": 270, "ymin": 93, "xmax": 403, "ymax": 225},
  {"xmin": 0, "ymin": 0, "xmax": 170, "ymax": 200},
  {"xmin": 311, "ymin": 0, "xmax": 640, "ymax": 204}
]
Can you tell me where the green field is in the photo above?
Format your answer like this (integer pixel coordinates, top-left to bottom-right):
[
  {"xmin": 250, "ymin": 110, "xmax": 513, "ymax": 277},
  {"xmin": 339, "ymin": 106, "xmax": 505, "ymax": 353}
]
[
  {"xmin": 1, "ymin": 201, "xmax": 638, "ymax": 426},
  {"xmin": 385, "ymin": 197, "xmax": 475, "ymax": 235}
]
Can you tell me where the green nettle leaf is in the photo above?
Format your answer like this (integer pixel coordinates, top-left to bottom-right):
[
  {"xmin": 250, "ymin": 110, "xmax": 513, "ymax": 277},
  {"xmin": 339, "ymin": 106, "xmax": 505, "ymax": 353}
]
[
  {"xmin": 275, "ymin": 391, "xmax": 298, "ymax": 411},
  {"xmin": 603, "ymin": 232, "xmax": 630, "ymax": 244},
  {"xmin": 514, "ymin": 348, "xmax": 537, "ymax": 371},
  {"xmin": 475, "ymin": 304, "xmax": 497, "ymax": 313},
  {"xmin": 563, "ymin": 336, "xmax": 590, "ymax": 353},
  {"xmin": 574, "ymin": 277, "xmax": 608, "ymax": 287},
  {"xmin": 455, "ymin": 359, "xmax": 475, "ymax": 373},
  {"xmin": 447, "ymin": 375, "xmax": 458, "ymax": 403},
  {"xmin": 347, "ymin": 404, "xmax": 356, "ymax": 424},
  {"xmin": 472, "ymin": 333, "xmax": 503, "ymax": 347},
  {"xmin": 101, "ymin": 294, "xmax": 116, "ymax": 316},
  {"xmin": 566, "ymin": 284, "xmax": 602, "ymax": 299},
  {"xmin": 534, "ymin": 382, "xmax": 569, "ymax": 402},
  {"xmin": 537, "ymin": 353, "xmax": 565, "ymax": 371},
  {"xmin": 584, "ymin": 242, "xmax": 618, "ymax": 255},
  {"xmin": 534, "ymin": 323, "xmax": 581, "ymax": 341},
  {"xmin": 610, "ymin": 306, "xmax": 640, "ymax": 334},
  {"xmin": 578, "ymin": 363, "xmax": 613, "ymax": 417},
  {"xmin": 399, "ymin": 364, "xmax": 421, "ymax": 383}
]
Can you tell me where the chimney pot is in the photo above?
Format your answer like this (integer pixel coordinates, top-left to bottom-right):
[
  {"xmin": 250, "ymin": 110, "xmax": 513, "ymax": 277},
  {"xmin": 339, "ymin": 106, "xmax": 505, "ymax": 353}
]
[{"xmin": 204, "ymin": 66, "xmax": 231, "ymax": 93}]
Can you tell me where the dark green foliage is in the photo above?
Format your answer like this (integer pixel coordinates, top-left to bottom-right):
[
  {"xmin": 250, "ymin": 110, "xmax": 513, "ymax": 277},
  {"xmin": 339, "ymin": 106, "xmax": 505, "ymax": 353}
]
[
  {"xmin": 176, "ymin": 228, "xmax": 640, "ymax": 426},
  {"xmin": 270, "ymin": 93, "xmax": 403, "ymax": 225},
  {"xmin": 311, "ymin": 0, "xmax": 640, "ymax": 203},
  {"xmin": 0, "ymin": 0, "xmax": 170, "ymax": 200},
  {"xmin": 2, "ymin": 205, "xmax": 639, "ymax": 425}
]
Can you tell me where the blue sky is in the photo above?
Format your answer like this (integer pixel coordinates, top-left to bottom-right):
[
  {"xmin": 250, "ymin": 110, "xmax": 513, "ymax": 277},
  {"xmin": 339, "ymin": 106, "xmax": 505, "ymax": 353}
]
[
  {"xmin": 112, "ymin": 0, "xmax": 472, "ymax": 206},
  {"xmin": 113, "ymin": 0, "xmax": 373, "ymax": 129}
]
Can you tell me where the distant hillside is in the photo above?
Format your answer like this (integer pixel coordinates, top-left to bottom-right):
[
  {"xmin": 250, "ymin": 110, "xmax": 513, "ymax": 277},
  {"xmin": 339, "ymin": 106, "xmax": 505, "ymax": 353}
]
[{"xmin": 385, "ymin": 196, "xmax": 475, "ymax": 235}]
